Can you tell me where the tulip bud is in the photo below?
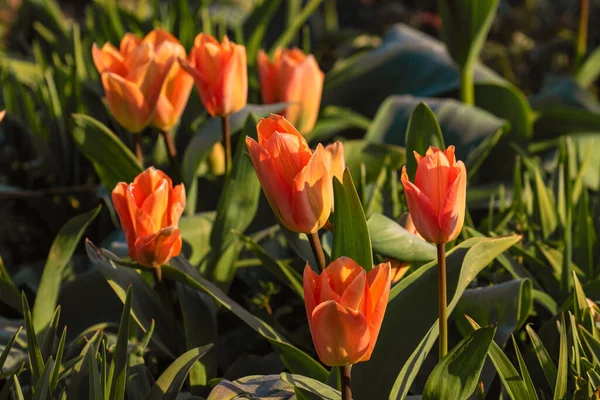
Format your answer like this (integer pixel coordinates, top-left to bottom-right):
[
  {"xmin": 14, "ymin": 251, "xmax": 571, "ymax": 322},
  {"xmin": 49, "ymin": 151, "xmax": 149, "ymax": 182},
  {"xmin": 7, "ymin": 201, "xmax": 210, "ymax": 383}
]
[
  {"xmin": 401, "ymin": 146, "xmax": 467, "ymax": 244},
  {"xmin": 179, "ymin": 34, "xmax": 247, "ymax": 117},
  {"xmin": 207, "ymin": 142, "xmax": 226, "ymax": 176},
  {"xmin": 112, "ymin": 167, "xmax": 186, "ymax": 268},
  {"xmin": 303, "ymin": 257, "xmax": 391, "ymax": 366},
  {"xmin": 141, "ymin": 29, "xmax": 194, "ymax": 131},
  {"xmin": 245, "ymin": 114, "xmax": 344, "ymax": 234},
  {"xmin": 92, "ymin": 32, "xmax": 175, "ymax": 133},
  {"xmin": 257, "ymin": 49, "xmax": 324, "ymax": 134}
]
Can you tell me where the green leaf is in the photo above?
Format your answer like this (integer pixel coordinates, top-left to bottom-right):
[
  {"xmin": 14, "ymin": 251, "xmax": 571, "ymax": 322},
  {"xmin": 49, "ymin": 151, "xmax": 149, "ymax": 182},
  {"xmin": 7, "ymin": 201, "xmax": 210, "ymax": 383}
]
[
  {"xmin": 512, "ymin": 336, "xmax": 539, "ymax": 400},
  {"xmin": 203, "ymin": 114, "xmax": 261, "ymax": 290},
  {"xmin": 236, "ymin": 232, "xmax": 304, "ymax": 299},
  {"xmin": 423, "ymin": 325, "xmax": 496, "ymax": 400},
  {"xmin": 526, "ymin": 325, "xmax": 558, "ymax": 391},
  {"xmin": 71, "ymin": 114, "xmax": 142, "ymax": 190},
  {"xmin": 0, "ymin": 326, "xmax": 22, "ymax": 370},
  {"xmin": 33, "ymin": 205, "xmax": 101, "ymax": 332},
  {"xmin": 575, "ymin": 45, "xmax": 600, "ymax": 87},
  {"xmin": 554, "ymin": 314, "xmax": 568, "ymax": 400},
  {"xmin": 0, "ymin": 255, "xmax": 21, "ymax": 313},
  {"xmin": 358, "ymin": 235, "xmax": 521, "ymax": 400},
  {"xmin": 31, "ymin": 357, "xmax": 54, "ymax": 400},
  {"xmin": 438, "ymin": 0, "xmax": 500, "ymax": 69},
  {"xmin": 307, "ymin": 106, "xmax": 371, "ymax": 143},
  {"xmin": 270, "ymin": 0, "xmax": 324, "ymax": 52},
  {"xmin": 85, "ymin": 241, "xmax": 180, "ymax": 358},
  {"xmin": 342, "ymin": 140, "xmax": 405, "ymax": 185},
  {"xmin": 107, "ymin": 286, "xmax": 133, "ymax": 400},
  {"xmin": 88, "ymin": 340, "xmax": 103, "ymax": 400},
  {"xmin": 40, "ymin": 306, "xmax": 60, "ymax": 361},
  {"xmin": 364, "ymin": 95, "xmax": 507, "ymax": 177},
  {"xmin": 49, "ymin": 327, "xmax": 67, "ymax": 392},
  {"xmin": 466, "ymin": 317, "xmax": 534, "ymax": 400},
  {"xmin": 22, "ymin": 293, "xmax": 44, "ymax": 383},
  {"xmin": 332, "ymin": 168, "xmax": 373, "ymax": 270},
  {"xmin": 367, "ymin": 213, "xmax": 436, "ymax": 262},
  {"xmin": 280, "ymin": 373, "xmax": 341, "ymax": 400},
  {"xmin": 404, "ymin": 102, "xmax": 445, "ymax": 180},
  {"xmin": 243, "ymin": 0, "xmax": 283, "ymax": 65},
  {"xmin": 454, "ymin": 279, "xmax": 533, "ymax": 394},
  {"xmin": 147, "ymin": 345, "xmax": 213, "ymax": 400}
]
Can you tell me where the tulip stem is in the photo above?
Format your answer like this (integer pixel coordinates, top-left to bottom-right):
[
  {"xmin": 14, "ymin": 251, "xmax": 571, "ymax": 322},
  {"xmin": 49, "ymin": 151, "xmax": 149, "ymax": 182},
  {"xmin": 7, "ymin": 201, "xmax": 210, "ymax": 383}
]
[
  {"xmin": 221, "ymin": 116, "xmax": 232, "ymax": 176},
  {"xmin": 307, "ymin": 232, "xmax": 326, "ymax": 272},
  {"xmin": 162, "ymin": 130, "xmax": 180, "ymax": 180},
  {"xmin": 437, "ymin": 243, "xmax": 448, "ymax": 359},
  {"xmin": 341, "ymin": 364, "xmax": 352, "ymax": 400},
  {"xmin": 133, "ymin": 134, "xmax": 143, "ymax": 166}
]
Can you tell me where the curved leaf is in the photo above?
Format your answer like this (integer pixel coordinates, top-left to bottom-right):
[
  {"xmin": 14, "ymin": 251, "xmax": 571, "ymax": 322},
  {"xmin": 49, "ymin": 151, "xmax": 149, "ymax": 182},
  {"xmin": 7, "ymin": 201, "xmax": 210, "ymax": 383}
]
[{"xmin": 404, "ymin": 102, "xmax": 445, "ymax": 180}]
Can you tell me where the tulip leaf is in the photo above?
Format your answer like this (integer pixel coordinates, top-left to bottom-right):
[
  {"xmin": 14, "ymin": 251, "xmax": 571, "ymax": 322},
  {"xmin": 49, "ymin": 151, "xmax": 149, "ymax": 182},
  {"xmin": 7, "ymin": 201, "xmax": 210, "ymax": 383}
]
[
  {"xmin": 365, "ymin": 95, "xmax": 507, "ymax": 177},
  {"xmin": 107, "ymin": 286, "xmax": 133, "ymax": 400},
  {"xmin": 280, "ymin": 373, "xmax": 342, "ymax": 400},
  {"xmin": 454, "ymin": 279, "xmax": 533, "ymax": 395},
  {"xmin": 352, "ymin": 235, "xmax": 521, "ymax": 400},
  {"xmin": 422, "ymin": 325, "xmax": 496, "ymax": 400},
  {"xmin": 554, "ymin": 314, "xmax": 569, "ymax": 400},
  {"xmin": 404, "ymin": 102, "xmax": 445, "ymax": 180},
  {"xmin": 323, "ymin": 24, "xmax": 532, "ymax": 139},
  {"xmin": 466, "ymin": 317, "xmax": 535, "ymax": 400},
  {"xmin": 181, "ymin": 103, "xmax": 288, "ymax": 206},
  {"xmin": 147, "ymin": 345, "xmax": 213, "ymax": 400},
  {"xmin": 342, "ymin": 140, "xmax": 406, "ymax": 185},
  {"xmin": 307, "ymin": 106, "xmax": 371, "ymax": 143},
  {"xmin": 367, "ymin": 213, "xmax": 436, "ymax": 263},
  {"xmin": 332, "ymin": 168, "xmax": 373, "ymax": 271},
  {"xmin": 22, "ymin": 293, "xmax": 44, "ymax": 383},
  {"xmin": 438, "ymin": 0, "xmax": 500, "ymax": 69},
  {"xmin": 33, "ymin": 205, "xmax": 101, "ymax": 333},
  {"xmin": 71, "ymin": 114, "xmax": 143, "ymax": 191},
  {"xmin": 203, "ymin": 113, "xmax": 261, "ymax": 291},
  {"xmin": 85, "ymin": 240, "xmax": 181, "ymax": 358}
]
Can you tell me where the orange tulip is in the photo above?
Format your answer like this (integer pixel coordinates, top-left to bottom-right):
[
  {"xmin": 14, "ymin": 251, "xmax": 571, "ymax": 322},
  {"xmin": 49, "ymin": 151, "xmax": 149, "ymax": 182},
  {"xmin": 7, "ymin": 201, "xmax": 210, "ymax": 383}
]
[
  {"xmin": 257, "ymin": 49, "xmax": 324, "ymax": 134},
  {"xmin": 303, "ymin": 257, "xmax": 391, "ymax": 366},
  {"xmin": 401, "ymin": 146, "xmax": 467, "ymax": 244},
  {"xmin": 245, "ymin": 114, "xmax": 344, "ymax": 234},
  {"xmin": 92, "ymin": 31, "xmax": 176, "ymax": 133},
  {"xmin": 141, "ymin": 29, "xmax": 194, "ymax": 131},
  {"xmin": 0, "ymin": 110, "xmax": 5, "ymax": 123},
  {"xmin": 179, "ymin": 33, "xmax": 247, "ymax": 117},
  {"xmin": 112, "ymin": 167, "xmax": 186, "ymax": 268}
]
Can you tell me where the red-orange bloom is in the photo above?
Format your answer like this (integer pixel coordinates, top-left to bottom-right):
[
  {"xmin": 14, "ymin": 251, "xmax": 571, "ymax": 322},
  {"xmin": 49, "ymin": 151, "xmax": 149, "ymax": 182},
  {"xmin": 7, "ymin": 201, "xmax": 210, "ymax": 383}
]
[
  {"xmin": 257, "ymin": 48, "xmax": 324, "ymax": 134},
  {"xmin": 303, "ymin": 257, "xmax": 391, "ymax": 366},
  {"xmin": 112, "ymin": 167, "xmax": 186, "ymax": 268},
  {"xmin": 401, "ymin": 146, "xmax": 467, "ymax": 244},
  {"xmin": 92, "ymin": 31, "xmax": 176, "ymax": 133},
  {"xmin": 245, "ymin": 114, "xmax": 344, "ymax": 234},
  {"xmin": 0, "ymin": 110, "xmax": 5, "ymax": 123},
  {"xmin": 180, "ymin": 34, "xmax": 247, "ymax": 117}
]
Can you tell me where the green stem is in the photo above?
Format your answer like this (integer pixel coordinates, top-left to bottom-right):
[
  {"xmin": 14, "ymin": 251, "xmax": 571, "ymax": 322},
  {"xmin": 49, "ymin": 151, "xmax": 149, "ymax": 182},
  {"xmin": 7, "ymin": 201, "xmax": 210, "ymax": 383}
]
[
  {"xmin": 437, "ymin": 243, "xmax": 448, "ymax": 359},
  {"xmin": 341, "ymin": 364, "xmax": 352, "ymax": 400},
  {"xmin": 133, "ymin": 134, "xmax": 143, "ymax": 166},
  {"xmin": 162, "ymin": 130, "xmax": 180, "ymax": 181},
  {"xmin": 460, "ymin": 63, "xmax": 474, "ymax": 105},
  {"xmin": 221, "ymin": 116, "xmax": 232, "ymax": 176},
  {"xmin": 307, "ymin": 232, "xmax": 326, "ymax": 272},
  {"xmin": 324, "ymin": 0, "xmax": 339, "ymax": 33},
  {"xmin": 575, "ymin": 0, "xmax": 589, "ymax": 69}
]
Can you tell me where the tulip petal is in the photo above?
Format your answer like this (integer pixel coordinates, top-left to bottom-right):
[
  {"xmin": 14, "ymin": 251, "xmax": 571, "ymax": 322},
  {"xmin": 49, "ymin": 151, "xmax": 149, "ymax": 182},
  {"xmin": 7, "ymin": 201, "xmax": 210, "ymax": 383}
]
[
  {"xmin": 401, "ymin": 166, "xmax": 442, "ymax": 243},
  {"xmin": 414, "ymin": 150, "xmax": 452, "ymax": 214},
  {"xmin": 324, "ymin": 141, "xmax": 345, "ymax": 183},
  {"xmin": 141, "ymin": 179, "xmax": 169, "ymax": 230},
  {"xmin": 326, "ymin": 256, "xmax": 365, "ymax": 295},
  {"xmin": 261, "ymin": 131, "xmax": 309, "ymax": 184},
  {"xmin": 310, "ymin": 301, "xmax": 370, "ymax": 366},
  {"xmin": 92, "ymin": 43, "xmax": 126, "ymax": 76},
  {"xmin": 439, "ymin": 160, "xmax": 467, "ymax": 242},
  {"xmin": 131, "ymin": 226, "xmax": 181, "ymax": 268},
  {"xmin": 303, "ymin": 264, "xmax": 320, "ymax": 318},
  {"xmin": 361, "ymin": 262, "xmax": 391, "ymax": 360},
  {"xmin": 257, "ymin": 49, "xmax": 280, "ymax": 104},
  {"xmin": 319, "ymin": 271, "xmax": 341, "ymax": 304},
  {"xmin": 102, "ymin": 73, "xmax": 148, "ymax": 133},
  {"xmin": 256, "ymin": 114, "xmax": 307, "ymax": 147},
  {"xmin": 168, "ymin": 183, "xmax": 186, "ymax": 227},
  {"xmin": 120, "ymin": 33, "xmax": 142, "ymax": 56},
  {"xmin": 219, "ymin": 43, "xmax": 247, "ymax": 116},
  {"xmin": 338, "ymin": 268, "xmax": 367, "ymax": 312},
  {"xmin": 112, "ymin": 182, "xmax": 136, "ymax": 249},
  {"xmin": 246, "ymin": 136, "xmax": 296, "ymax": 230}
]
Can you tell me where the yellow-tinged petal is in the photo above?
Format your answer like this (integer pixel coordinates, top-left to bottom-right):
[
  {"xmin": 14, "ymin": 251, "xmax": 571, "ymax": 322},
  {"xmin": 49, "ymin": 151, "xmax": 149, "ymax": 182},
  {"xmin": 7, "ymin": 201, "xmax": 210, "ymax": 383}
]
[{"xmin": 102, "ymin": 73, "xmax": 149, "ymax": 133}]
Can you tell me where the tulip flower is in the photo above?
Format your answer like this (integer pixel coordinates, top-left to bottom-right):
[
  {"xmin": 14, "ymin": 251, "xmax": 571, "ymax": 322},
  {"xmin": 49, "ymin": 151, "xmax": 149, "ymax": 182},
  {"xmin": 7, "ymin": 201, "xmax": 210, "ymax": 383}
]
[
  {"xmin": 245, "ymin": 114, "xmax": 344, "ymax": 234},
  {"xmin": 400, "ymin": 146, "xmax": 467, "ymax": 244},
  {"xmin": 179, "ymin": 33, "xmax": 247, "ymax": 117},
  {"xmin": 0, "ymin": 110, "xmax": 5, "ymax": 123},
  {"xmin": 257, "ymin": 49, "xmax": 324, "ymax": 134},
  {"xmin": 112, "ymin": 167, "xmax": 186, "ymax": 273},
  {"xmin": 140, "ymin": 29, "xmax": 194, "ymax": 131},
  {"xmin": 92, "ymin": 32, "xmax": 175, "ymax": 133},
  {"xmin": 303, "ymin": 257, "xmax": 391, "ymax": 366}
]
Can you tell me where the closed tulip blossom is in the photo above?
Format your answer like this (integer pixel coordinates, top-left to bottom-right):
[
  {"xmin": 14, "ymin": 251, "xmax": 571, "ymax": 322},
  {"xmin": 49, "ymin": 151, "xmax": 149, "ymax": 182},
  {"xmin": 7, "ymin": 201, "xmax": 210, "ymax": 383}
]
[
  {"xmin": 303, "ymin": 257, "xmax": 391, "ymax": 366},
  {"xmin": 245, "ymin": 114, "xmax": 344, "ymax": 234},
  {"xmin": 257, "ymin": 48, "xmax": 324, "ymax": 134},
  {"xmin": 112, "ymin": 167, "xmax": 186, "ymax": 274},
  {"xmin": 179, "ymin": 33, "xmax": 247, "ymax": 117},
  {"xmin": 401, "ymin": 146, "xmax": 467, "ymax": 244},
  {"xmin": 92, "ymin": 32, "xmax": 175, "ymax": 133}
]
